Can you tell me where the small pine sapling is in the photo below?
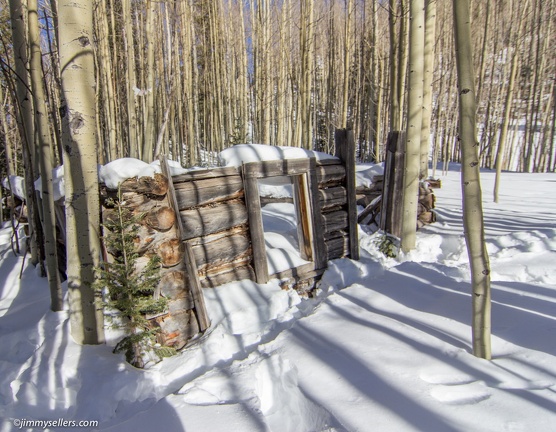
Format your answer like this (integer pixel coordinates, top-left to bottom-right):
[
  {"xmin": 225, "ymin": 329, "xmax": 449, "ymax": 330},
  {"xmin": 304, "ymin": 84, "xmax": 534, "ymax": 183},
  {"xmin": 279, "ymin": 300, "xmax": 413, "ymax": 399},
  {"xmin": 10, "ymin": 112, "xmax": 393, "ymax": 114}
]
[
  {"xmin": 375, "ymin": 233, "xmax": 400, "ymax": 258},
  {"xmin": 94, "ymin": 187, "xmax": 174, "ymax": 368}
]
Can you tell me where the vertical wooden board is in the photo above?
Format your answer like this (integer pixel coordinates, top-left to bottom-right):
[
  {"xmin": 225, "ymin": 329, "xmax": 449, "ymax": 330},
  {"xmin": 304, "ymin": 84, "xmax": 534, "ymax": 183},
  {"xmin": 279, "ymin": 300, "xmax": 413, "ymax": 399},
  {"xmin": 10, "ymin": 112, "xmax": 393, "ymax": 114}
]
[
  {"xmin": 308, "ymin": 158, "xmax": 327, "ymax": 269},
  {"xmin": 380, "ymin": 132, "xmax": 405, "ymax": 238},
  {"xmin": 242, "ymin": 171, "xmax": 269, "ymax": 284},
  {"xmin": 292, "ymin": 174, "xmax": 312, "ymax": 261},
  {"xmin": 334, "ymin": 129, "xmax": 359, "ymax": 260},
  {"xmin": 160, "ymin": 156, "xmax": 185, "ymax": 237},
  {"xmin": 184, "ymin": 241, "xmax": 210, "ymax": 332}
]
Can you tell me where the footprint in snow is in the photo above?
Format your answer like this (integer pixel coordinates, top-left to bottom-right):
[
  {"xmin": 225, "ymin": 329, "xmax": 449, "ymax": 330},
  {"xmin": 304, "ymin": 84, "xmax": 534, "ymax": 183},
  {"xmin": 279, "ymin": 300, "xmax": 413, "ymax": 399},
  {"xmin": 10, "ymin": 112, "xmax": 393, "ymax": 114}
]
[
  {"xmin": 429, "ymin": 380, "xmax": 491, "ymax": 405},
  {"xmin": 419, "ymin": 370, "xmax": 491, "ymax": 405}
]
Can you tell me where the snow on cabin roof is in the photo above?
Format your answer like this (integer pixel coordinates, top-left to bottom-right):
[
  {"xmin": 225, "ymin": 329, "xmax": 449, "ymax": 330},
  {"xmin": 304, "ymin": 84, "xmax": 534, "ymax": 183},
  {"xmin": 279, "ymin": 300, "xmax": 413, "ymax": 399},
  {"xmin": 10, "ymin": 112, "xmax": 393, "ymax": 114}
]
[{"xmin": 219, "ymin": 144, "xmax": 339, "ymax": 168}]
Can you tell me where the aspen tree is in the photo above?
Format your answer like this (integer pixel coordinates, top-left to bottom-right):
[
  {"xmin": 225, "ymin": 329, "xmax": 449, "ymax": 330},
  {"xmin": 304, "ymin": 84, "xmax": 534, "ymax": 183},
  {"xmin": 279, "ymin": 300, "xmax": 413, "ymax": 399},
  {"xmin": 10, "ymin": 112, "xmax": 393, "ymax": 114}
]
[
  {"xmin": 28, "ymin": 0, "xmax": 63, "ymax": 311},
  {"xmin": 59, "ymin": 0, "xmax": 104, "ymax": 344},
  {"xmin": 340, "ymin": 0, "xmax": 353, "ymax": 127},
  {"xmin": 400, "ymin": 0, "xmax": 424, "ymax": 253},
  {"xmin": 123, "ymin": 0, "xmax": 139, "ymax": 159},
  {"xmin": 419, "ymin": 0, "xmax": 436, "ymax": 179},
  {"xmin": 494, "ymin": 0, "xmax": 529, "ymax": 202},
  {"xmin": 142, "ymin": 0, "xmax": 156, "ymax": 161},
  {"xmin": 452, "ymin": 0, "xmax": 491, "ymax": 359},
  {"xmin": 8, "ymin": 0, "xmax": 40, "ymax": 266}
]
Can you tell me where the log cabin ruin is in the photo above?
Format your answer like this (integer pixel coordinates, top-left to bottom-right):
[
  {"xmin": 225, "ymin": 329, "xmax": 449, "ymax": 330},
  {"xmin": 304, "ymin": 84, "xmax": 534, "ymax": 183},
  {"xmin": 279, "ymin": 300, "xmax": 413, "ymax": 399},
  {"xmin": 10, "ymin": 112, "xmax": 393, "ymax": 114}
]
[{"xmin": 99, "ymin": 130, "xmax": 360, "ymax": 352}]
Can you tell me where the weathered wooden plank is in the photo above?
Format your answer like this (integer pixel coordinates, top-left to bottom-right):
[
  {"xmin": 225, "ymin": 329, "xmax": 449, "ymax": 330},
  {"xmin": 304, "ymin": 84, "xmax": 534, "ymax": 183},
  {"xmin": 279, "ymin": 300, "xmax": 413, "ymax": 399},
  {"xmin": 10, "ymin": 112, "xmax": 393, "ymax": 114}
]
[
  {"xmin": 319, "ymin": 186, "xmax": 347, "ymax": 208},
  {"xmin": 199, "ymin": 255, "xmax": 254, "ymax": 278},
  {"xmin": 322, "ymin": 209, "xmax": 349, "ymax": 232},
  {"xmin": 334, "ymin": 129, "xmax": 359, "ymax": 260},
  {"xmin": 184, "ymin": 241, "xmax": 210, "ymax": 331},
  {"xmin": 174, "ymin": 175, "xmax": 244, "ymax": 209},
  {"xmin": 200, "ymin": 265, "xmax": 256, "ymax": 288},
  {"xmin": 172, "ymin": 166, "xmax": 240, "ymax": 183},
  {"xmin": 269, "ymin": 261, "xmax": 319, "ymax": 280},
  {"xmin": 307, "ymin": 157, "xmax": 327, "ymax": 270},
  {"xmin": 326, "ymin": 234, "xmax": 350, "ymax": 260},
  {"xmin": 179, "ymin": 200, "xmax": 248, "ymax": 241},
  {"xmin": 242, "ymin": 174, "xmax": 269, "ymax": 284},
  {"xmin": 316, "ymin": 158, "xmax": 342, "ymax": 167},
  {"xmin": 358, "ymin": 196, "xmax": 382, "ymax": 224},
  {"xmin": 186, "ymin": 225, "xmax": 249, "ymax": 247},
  {"xmin": 380, "ymin": 131, "xmax": 405, "ymax": 238},
  {"xmin": 243, "ymin": 158, "xmax": 312, "ymax": 179},
  {"xmin": 191, "ymin": 232, "xmax": 251, "ymax": 269},
  {"xmin": 292, "ymin": 174, "xmax": 312, "ymax": 261},
  {"xmin": 316, "ymin": 164, "xmax": 346, "ymax": 186},
  {"xmin": 160, "ymin": 156, "xmax": 185, "ymax": 237}
]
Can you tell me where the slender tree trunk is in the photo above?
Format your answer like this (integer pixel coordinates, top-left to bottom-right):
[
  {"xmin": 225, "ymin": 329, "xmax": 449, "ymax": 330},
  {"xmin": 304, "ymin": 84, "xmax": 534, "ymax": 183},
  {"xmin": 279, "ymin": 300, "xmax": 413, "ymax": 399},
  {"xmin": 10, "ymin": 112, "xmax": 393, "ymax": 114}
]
[
  {"xmin": 340, "ymin": 0, "xmax": 353, "ymax": 127},
  {"xmin": 452, "ymin": 0, "xmax": 492, "ymax": 360},
  {"xmin": 123, "ymin": 0, "xmax": 138, "ymax": 159},
  {"xmin": 420, "ymin": 0, "xmax": 436, "ymax": 179},
  {"xmin": 400, "ymin": 0, "xmax": 424, "ymax": 253},
  {"xmin": 59, "ymin": 0, "xmax": 105, "ymax": 344},
  {"xmin": 28, "ymin": 0, "xmax": 63, "ymax": 311},
  {"xmin": 494, "ymin": 0, "xmax": 528, "ymax": 201},
  {"xmin": 9, "ymin": 0, "xmax": 40, "ymax": 266}
]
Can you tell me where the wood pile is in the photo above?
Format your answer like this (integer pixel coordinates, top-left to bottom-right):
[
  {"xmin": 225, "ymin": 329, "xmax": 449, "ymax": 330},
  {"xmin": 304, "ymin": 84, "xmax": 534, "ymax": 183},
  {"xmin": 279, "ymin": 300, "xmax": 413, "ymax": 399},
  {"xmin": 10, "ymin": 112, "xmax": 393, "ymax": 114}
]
[
  {"xmin": 317, "ymin": 160, "xmax": 352, "ymax": 260},
  {"xmin": 100, "ymin": 173, "xmax": 200, "ymax": 351},
  {"xmin": 357, "ymin": 175, "xmax": 439, "ymax": 230}
]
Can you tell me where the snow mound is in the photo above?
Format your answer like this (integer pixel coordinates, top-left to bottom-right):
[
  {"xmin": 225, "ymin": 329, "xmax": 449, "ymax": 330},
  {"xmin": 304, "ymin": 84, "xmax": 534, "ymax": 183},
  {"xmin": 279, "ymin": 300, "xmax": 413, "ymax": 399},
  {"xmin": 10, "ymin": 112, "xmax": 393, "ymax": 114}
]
[
  {"xmin": 2, "ymin": 175, "xmax": 26, "ymax": 200},
  {"xmin": 33, "ymin": 165, "xmax": 66, "ymax": 201},
  {"xmin": 149, "ymin": 159, "xmax": 190, "ymax": 176},
  {"xmin": 356, "ymin": 163, "xmax": 384, "ymax": 188},
  {"xmin": 99, "ymin": 158, "xmax": 157, "ymax": 189},
  {"xmin": 219, "ymin": 144, "xmax": 338, "ymax": 167}
]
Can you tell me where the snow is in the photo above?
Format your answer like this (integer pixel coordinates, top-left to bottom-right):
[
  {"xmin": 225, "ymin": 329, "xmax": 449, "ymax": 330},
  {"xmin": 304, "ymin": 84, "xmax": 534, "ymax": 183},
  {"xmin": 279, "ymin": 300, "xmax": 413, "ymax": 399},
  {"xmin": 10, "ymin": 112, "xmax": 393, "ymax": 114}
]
[
  {"xmin": 98, "ymin": 158, "xmax": 158, "ymax": 189},
  {"xmin": 219, "ymin": 144, "xmax": 338, "ymax": 167},
  {"xmin": 1, "ymin": 176, "xmax": 26, "ymax": 201},
  {"xmin": 1, "ymin": 162, "xmax": 556, "ymax": 432}
]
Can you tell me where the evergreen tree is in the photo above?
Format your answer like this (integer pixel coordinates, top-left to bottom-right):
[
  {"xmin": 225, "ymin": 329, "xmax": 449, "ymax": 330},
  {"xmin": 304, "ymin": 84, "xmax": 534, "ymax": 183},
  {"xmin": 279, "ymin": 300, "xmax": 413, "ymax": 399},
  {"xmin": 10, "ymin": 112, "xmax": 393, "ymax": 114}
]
[{"xmin": 95, "ymin": 188, "xmax": 172, "ymax": 368}]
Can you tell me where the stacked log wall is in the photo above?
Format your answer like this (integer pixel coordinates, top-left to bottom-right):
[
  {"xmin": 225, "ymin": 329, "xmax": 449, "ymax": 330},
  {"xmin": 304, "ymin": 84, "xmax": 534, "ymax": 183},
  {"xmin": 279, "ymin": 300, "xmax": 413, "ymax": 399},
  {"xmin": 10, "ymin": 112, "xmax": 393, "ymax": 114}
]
[
  {"xmin": 316, "ymin": 160, "xmax": 351, "ymax": 261},
  {"xmin": 172, "ymin": 167, "xmax": 256, "ymax": 288}
]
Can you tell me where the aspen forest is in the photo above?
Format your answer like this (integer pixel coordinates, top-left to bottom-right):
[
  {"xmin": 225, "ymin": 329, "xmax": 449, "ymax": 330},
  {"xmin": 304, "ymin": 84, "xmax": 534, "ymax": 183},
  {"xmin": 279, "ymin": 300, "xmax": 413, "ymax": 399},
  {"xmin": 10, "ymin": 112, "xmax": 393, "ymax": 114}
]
[{"xmin": 1, "ymin": 0, "xmax": 555, "ymax": 178}]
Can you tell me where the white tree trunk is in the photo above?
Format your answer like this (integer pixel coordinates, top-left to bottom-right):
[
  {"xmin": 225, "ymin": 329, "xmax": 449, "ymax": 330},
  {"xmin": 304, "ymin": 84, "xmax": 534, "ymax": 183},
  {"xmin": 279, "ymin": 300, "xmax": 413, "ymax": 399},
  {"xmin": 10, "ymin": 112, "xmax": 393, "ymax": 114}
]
[
  {"xmin": 400, "ymin": 0, "xmax": 424, "ymax": 253},
  {"xmin": 59, "ymin": 0, "xmax": 105, "ymax": 344},
  {"xmin": 452, "ymin": 0, "xmax": 492, "ymax": 359},
  {"xmin": 420, "ymin": 0, "xmax": 436, "ymax": 179},
  {"xmin": 28, "ymin": 0, "xmax": 63, "ymax": 311}
]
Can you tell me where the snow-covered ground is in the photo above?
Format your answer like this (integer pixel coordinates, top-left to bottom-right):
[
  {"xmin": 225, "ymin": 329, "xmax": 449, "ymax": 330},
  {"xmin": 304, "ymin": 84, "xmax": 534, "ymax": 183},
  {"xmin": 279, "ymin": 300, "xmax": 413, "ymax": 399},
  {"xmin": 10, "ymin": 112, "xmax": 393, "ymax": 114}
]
[{"xmin": 1, "ymin": 163, "xmax": 555, "ymax": 432}]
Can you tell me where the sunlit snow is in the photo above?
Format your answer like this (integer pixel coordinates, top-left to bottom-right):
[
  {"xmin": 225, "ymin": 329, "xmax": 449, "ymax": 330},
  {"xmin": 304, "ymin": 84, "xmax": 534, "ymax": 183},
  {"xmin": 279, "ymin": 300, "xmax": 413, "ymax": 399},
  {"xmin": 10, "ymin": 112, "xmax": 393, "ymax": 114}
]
[{"xmin": 1, "ymin": 156, "xmax": 555, "ymax": 432}]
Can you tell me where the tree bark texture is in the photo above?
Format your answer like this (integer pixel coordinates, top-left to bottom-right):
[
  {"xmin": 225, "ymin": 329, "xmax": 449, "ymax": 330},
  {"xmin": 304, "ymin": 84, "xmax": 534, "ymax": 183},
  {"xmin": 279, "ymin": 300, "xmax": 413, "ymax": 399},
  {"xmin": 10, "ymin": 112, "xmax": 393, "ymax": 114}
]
[
  {"xmin": 59, "ymin": 0, "xmax": 105, "ymax": 344},
  {"xmin": 452, "ymin": 0, "xmax": 492, "ymax": 360}
]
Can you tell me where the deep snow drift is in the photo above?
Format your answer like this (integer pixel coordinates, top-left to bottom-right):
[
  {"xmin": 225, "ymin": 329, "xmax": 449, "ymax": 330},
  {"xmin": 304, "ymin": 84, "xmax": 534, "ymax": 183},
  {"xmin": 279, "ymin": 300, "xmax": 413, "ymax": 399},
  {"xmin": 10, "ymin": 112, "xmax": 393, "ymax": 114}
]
[{"xmin": 0, "ymin": 161, "xmax": 555, "ymax": 432}]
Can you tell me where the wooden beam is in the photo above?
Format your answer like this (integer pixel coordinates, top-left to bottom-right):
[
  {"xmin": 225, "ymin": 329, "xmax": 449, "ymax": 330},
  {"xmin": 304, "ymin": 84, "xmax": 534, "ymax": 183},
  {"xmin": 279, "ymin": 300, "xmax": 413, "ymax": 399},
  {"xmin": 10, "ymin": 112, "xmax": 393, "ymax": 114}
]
[
  {"xmin": 307, "ymin": 157, "xmax": 327, "ymax": 269},
  {"xmin": 179, "ymin": 200, "xmax": 248, "ymax": 241},
  {"xmin": 172, "ymin": 166, "xmax": 240, "ymax": 183},
  {"xmin": 334, "ymin": 129, "xmax": 359, "ymax": 260},
  {"xmin": 380, "ymin": 131, "xmax": 405, "ymax": 238},
  {"xmin": 242, "ymin": 172, "xmax": 269, "ymax": 284},
  {"xmin": 243, "ymin": 158, "xmax": 312, "ymax": 179},
  {"xmin": 160, "ymin": 156, "xmax": 185, "ymax": 236},
  {"xmin": 173, "ymin": 175, "xmax": 244, "ymax": 210},
  {"xmin": 184, "ymin": 241, "xmax": 210, "ymax": 332}
]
